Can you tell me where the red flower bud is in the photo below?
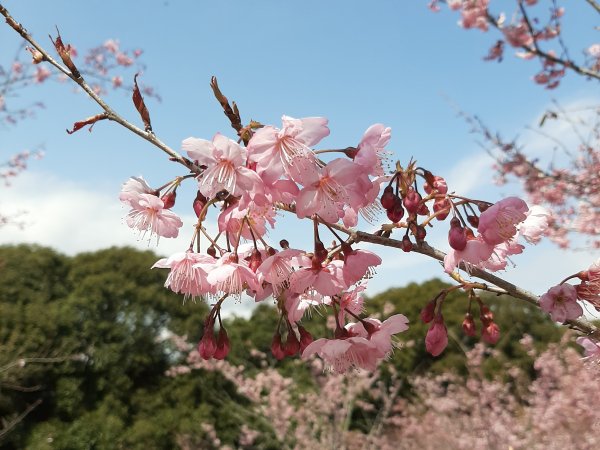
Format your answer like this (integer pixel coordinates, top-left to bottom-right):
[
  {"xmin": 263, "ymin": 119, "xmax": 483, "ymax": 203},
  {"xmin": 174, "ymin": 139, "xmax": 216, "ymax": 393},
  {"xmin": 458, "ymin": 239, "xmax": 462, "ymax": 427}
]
[
  {"xmin": 283, "ymin": 330, "xmax": 300, "ymax": 356},
  {"xmin": 433, "ymin": 198, "xmax": 451, "ymax": 221},
  {"xmin": 448, "ymin": 225, "xmax": 467, "ymax": 251},
  {"xmin": 420, "ymin": 300, "xmax": 436, "ymax": 323},
  {"xmin": 213, "ymin": 328, "xmax": 230, "ymax": 360},
  {"xmin": 161, "ymin": 191, "xmax": 176, "ymax": 209},
  {"xmin": 403, "ymin": 188, "xmax": 422, "ymax": 214},
  {"xmin": 401, "ymin": 235, "xmax": 413, "ymax": 252},
  {"xmin": 298, "ymin": 325, "xmax": 314, "ymax": 353},
  {"xmin": 482, "ymin": 321, "xmax": 500, "ymax": 344},
  {"xmin": 271, "ymin": 333, "xmax": 285, "ymax": 360},
  {"xmin": 380, "ymin": 186, "xmax": 396, "ymax": 209},
  {"xmin": 415, "ymin": 225, "xmax": 427, "ymax": 241},
  {"xmin": 462, "ymin": 313, "xmax": 477, "ymax": 337},
  {"xmin": 386, "ymin": 198, "xmax": 405, "ymax": 223},
  {"xmin": 249, "ymin": 249, "xmax": 262, "ymax": 273},
  {"xmin": 425, "ymin": 315, "xmax": 448, "ymax": 357},
  {"xmin": 198, "ymin": 331, "xmax": 216, "ymax": 360},
  {"xmin": 193, "ymin": 191, "xmax": 208, "ymax": 218}
]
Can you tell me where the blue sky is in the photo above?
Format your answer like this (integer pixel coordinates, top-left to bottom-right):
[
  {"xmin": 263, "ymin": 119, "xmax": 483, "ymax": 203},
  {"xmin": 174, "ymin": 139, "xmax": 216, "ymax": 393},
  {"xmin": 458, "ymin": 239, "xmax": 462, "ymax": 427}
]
[{"xmin": 1, "ymin": 0, "xmax": 599, "ymax": 315}]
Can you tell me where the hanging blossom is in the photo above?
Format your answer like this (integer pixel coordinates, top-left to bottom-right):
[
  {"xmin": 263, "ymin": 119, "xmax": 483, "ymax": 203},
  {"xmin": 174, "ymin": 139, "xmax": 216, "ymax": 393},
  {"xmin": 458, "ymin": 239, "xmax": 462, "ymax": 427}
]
[
  {"xmin": 302, "ymin": 314, "xmax": 409, "ymax": 373},
  {"xmin": 248, "ymin": 115, "xmax": 329, "ymax": 185},
  {"xmin": 119, "ymin": 177, "xmax": 183, "ymax": 242},
  {"xmin": 152, "ymin": 251, "xmax": 216, "ymax": 300}
]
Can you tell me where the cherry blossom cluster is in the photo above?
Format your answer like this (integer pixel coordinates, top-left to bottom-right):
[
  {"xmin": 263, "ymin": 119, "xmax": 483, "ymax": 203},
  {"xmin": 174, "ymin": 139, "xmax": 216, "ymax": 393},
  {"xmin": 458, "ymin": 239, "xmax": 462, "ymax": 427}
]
[
  {"xmin": 463, "ymin": 108, "xmax": 600, "ymax": 248},
  {"xmin": 429, "ymin": 0, "xmax": 600, "ymax": 88},
  {"xmin": 118, "ymin": 111, "xmax": 562, "ymax": 371},
  {"xmin": 168, "ymin": 332, "xmax": 600, "ymax": 449}
]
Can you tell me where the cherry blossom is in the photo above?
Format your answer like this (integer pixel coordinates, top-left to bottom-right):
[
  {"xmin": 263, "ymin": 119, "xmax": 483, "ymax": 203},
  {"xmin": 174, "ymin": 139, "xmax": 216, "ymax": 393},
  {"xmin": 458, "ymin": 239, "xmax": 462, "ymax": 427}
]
[
  {"xmin": 477, "ymin": 197, "xmax": 528, "ymax": 245},
  {"xmin": 123, "ymin": 193, "xmax": 183, "ymax": 241},
  {"xmin": 152, "ymin": 251, "xmax": 216, "ymax": 300},
  {"xmin": 539, "ymin": 283, "xmax": 583, "ymax": 323},
  {"xmin": 248, "ymin": 115, "xmax": 329, "ymax": 184}
]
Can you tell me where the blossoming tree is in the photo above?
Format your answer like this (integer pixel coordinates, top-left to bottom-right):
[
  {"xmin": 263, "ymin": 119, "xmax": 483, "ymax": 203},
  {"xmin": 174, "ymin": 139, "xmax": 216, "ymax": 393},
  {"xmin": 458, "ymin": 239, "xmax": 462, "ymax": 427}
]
[{"xmin": 1, "ymin": 1, "xmax": 598, "ymax": 374}]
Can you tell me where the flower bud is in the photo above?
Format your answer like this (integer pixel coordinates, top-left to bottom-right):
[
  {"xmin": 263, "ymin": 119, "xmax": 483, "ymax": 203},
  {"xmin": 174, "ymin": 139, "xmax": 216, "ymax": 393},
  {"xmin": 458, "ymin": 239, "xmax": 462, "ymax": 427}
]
[
  {"xmin": 298, "ymin": 325, "xmax": 314, "ymax": 353},
  {"xmin": 479, "ymin": 305, "xmax": 494, "ymax": 324},
  {"xmin": 462, "ymin": 313, "xmax": 477, "ymax": 337},
  {"xmin": 206, "ymin": 245, "xmax": 217, "ymax": 258},
  {"xmin": 448, "ymin": 224, "xmax": 467, "ymax": 251},
  {"xmin": 161, "ymin": 191, "xmax": 176, "ymax": 209},
  {"xmin": 193, "ymin": 191, "xmax": 208, "ymax": 218},
  {"xmin": 380, "ymin": 186, "xmax": 396, "ymax": 209},
  {"xmin": 213, "ymin": 328, "xmax": 231, "ymax": 360},
  {"xmin": 401, "ymin": 235, "xmax": 413, "ymax": 252},
  {"xmin": 283, "ymin": 330, "xmax": 300, "ymax": 356},
  {"xmin": 425, "ymin": 315, "xmax": 448, "ymax": 357},
  {"xmin": 415, "ymin": 225, "xmax": 427, "ymax": 241},
  {"xmin": 466, "ymin": 215, "xmax": 479, "ymax": 228},
  {"xmin": 198, "ymin": 327, "xmax": 217, "ymax": 360},
  {"xmin": 386, "ymin": 198, "xmax": 405, "ymax": 223},
  {"xmin": 280, "ymin": 239, "xmax": 290, "ymax": 249},
  {"xmin": 482, "ymin": 321, "xmax": 500, "ymax": 344},
  {"xmin": 403, "ymin": 188, "xmax": 422, "ymax": 214},
  {"xmin": 433, "ymin": 198, "xmax": 451, "ymax": 221},
  {"xmin": 249, "ymin": 248, "xmax": 262, "ymax": 273},
  {"xmin": 271, "ymin": 333, "xmax": 285, "ymax": 360},
  {"xmin": 420, "ymin": 299, "xmax": 436, "ymax": 323}
]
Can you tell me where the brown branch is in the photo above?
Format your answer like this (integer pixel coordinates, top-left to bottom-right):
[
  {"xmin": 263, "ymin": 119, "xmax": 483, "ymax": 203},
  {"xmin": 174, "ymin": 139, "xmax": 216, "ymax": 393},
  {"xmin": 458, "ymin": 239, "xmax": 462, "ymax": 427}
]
[
  {"xmin": 485, "ymin": 9, "xmax": 600, "ymax": 82},
  {"xmin": 584, "ymin": 0, "xmax": 600, "ymax": 15},
  {"xmin": 0, "ymin": 4, "xmax": 198, "ymax": 173},
  {"xmin": 0, "ymin": 399, "xmax": 42, "ymax": 441}
]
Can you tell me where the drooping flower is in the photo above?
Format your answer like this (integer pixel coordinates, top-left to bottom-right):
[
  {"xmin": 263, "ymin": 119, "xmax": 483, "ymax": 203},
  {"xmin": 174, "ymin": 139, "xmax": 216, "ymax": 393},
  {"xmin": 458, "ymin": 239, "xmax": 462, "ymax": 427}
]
[
  {"xmin": 444, "ymin": 236, "xmax": 495, "ymax": 273},
  {"xmin": 248, "ymin": 115, "xmax": 329, "ymax": 185},
  {"xmin": 152, "ymin": 251, "xmax": 216, "ymax": 299},
  {"xmin": 539, "ymin": 283, "xmax": 583, "ymax": 323},
  {"xmin": 124, "ymin": 193, "xmax": 183, "ymax": 241},
  {"xmin": 302, "ymin": 312, "xmax": 409, "ymax": 373},
  {"xmin": 204, "ymin": 253, "xmax": 260, "ymax": 297},
  {"xmin": 478, "ymin": 197, "xmax": 528, "ymax": 245},
  {"xmin": 425, "ymin": 314, "xmax": 448, "ymax": 356},
  {"xmin": 342, "ymin": 248, "xmax": 382, "ymax": 286}
]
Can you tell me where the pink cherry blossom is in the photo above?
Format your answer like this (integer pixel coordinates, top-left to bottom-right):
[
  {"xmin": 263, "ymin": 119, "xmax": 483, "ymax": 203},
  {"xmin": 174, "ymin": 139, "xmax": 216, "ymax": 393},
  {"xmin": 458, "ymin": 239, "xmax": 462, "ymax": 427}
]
[
  {"xmin": 285, "ymin": 291, "xmax": 322, "ymax": 323},
  {"xmin": 342, "ymin": 248, "xmax": 382, "ymax": 286},
  {"xmin": 256, "ymin": 248, "xmax": 302, "ymax": 295},
  {"xmin": 119, "ymin": 176, "xmax": 155, "ymax": 203},
  {"xmin": 295, "ymin": 158, "xmax": 365, "ymax": 224},
  {"xmin": 353, "ymin": 314, "xmax": 410, "ymax": 355},
  {"xmin": 183, "ymin": 133, "xmax": 263, "ymax": 199},
  {"xmin": 204, "ymin": 253, "xmax": 260, "ymax": 297},
  {"xmin": 248, "ymin": 115, "xmax": 329, "ymax": 184},
  {"xmin": 352, "ymin": 124, "xmax": 392, "ymax": 176},
  {"xmin": 124, "ymin": 193, "xmax": 183, "ymax": 241},
  {"xmin": 302, "ymin": 336, "xmax": 380, "ymax": 373},
  {"xmin": 152, "ymin": 251, "xmax": 216, "ymax": 299},
  {"xmin": 539, "ymin": 283, "xmax": 583, "ymax": 323},
  {"xmin": 289, "ymin": 260, "xmax": 347, "ymax": 297},
  {"xmin": 478, "ymin": 197, "xmax": 528, "ymax": 245},
  {"xmin": 444, "ymin": 236, "xmax": 495, "ymax": 273}
]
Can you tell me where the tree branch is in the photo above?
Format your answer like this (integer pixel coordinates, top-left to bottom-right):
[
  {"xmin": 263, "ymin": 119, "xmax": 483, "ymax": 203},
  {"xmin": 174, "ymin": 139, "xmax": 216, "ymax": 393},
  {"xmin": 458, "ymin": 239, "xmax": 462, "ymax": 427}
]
[{"xmin": 0, "ymin": 3, "xmax": 198, "ymax": 173}]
